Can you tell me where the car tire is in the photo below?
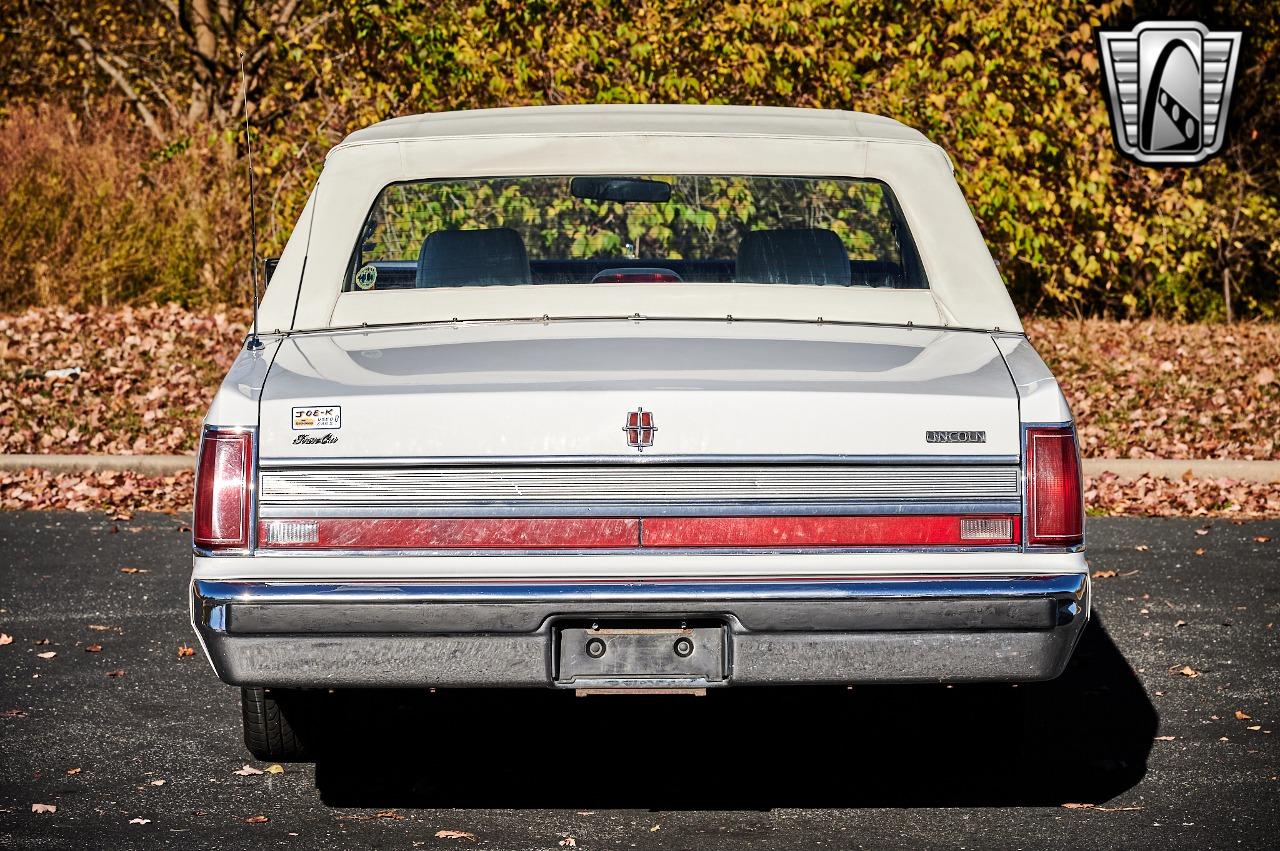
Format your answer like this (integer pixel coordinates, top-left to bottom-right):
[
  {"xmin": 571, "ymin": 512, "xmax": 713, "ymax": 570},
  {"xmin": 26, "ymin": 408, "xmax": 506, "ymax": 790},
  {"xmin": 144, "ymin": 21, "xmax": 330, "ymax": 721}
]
[{"xmin": 241, "ymin": 687, "xmax": 311, "ymax": 761}]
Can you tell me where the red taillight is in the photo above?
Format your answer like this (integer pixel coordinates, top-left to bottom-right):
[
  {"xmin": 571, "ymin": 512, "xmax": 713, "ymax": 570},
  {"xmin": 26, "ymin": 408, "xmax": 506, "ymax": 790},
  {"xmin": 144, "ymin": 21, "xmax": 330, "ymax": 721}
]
[
  {"xmin": 1025, "ymin": 426, "xmax": 1083, "ymax": 547},
  {"xmin": 258, "ymin": 514, "xmax": 1019, "ymax": 550},
  {"xmin": 260, "ymin": 517, "xmax": 639, "ymax": 549},
  {"xmin": 642, "ymin": 515, "xmax": 1018, "ymax": 548},
  {"xmin": 194, "ymin": 429, "xmax": 253, "ymax": 551}
]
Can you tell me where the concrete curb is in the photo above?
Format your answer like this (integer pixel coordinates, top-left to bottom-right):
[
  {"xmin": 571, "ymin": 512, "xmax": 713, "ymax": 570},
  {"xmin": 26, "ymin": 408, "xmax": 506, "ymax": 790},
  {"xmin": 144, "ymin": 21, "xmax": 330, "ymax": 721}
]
[
  {"xmin": 1, "ymin": 454, "xmax": 1278, "ymax": 483},
  {"xmin": 1082, "ymin": 459, "xmax": 1280, "ymax": 483},
  {"xmin": 0, "ymin": 454, "xmax": 195, "ymax": 475}
]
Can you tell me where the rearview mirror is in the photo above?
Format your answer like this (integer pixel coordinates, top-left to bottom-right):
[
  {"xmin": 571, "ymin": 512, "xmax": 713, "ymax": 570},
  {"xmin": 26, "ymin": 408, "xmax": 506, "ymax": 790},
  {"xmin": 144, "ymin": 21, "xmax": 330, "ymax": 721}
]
[{"xmin": 570, "ymin": 176, "xmax": 671, "ymax": 203}]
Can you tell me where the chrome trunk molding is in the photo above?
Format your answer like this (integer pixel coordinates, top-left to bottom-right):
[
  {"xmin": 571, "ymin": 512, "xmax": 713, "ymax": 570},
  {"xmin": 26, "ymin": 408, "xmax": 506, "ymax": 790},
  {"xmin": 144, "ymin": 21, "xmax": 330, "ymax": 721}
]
[
  {"xmin": 258, "ymin": 453, "xmax": 1020, "ymax": 467},
  {"xmin": 259, "ymin": 463, "xmax": 1021, "ymax": 509},
  {"xmin": 257, "ymin": 499, "xmax": 1022, "ymax": 519}
]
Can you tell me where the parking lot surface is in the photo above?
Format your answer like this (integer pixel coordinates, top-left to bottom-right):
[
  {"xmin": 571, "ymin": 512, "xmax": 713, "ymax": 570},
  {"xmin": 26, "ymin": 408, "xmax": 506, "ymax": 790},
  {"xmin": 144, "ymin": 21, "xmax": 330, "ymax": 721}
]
[{"xmin": 1, "ymin": 512, "xmax": 1277, "ymax": 849}]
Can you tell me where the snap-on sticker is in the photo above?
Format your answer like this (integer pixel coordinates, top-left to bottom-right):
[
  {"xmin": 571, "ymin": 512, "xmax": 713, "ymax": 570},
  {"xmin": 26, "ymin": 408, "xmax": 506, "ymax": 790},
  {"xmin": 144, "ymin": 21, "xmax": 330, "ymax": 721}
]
[
  {"xmin": 354, "ymin": 264, "xmax": 378, "ymax": 290},
  {"xmin": 292, "ymin": 406, "xmax": 341, "ymax": 430}
]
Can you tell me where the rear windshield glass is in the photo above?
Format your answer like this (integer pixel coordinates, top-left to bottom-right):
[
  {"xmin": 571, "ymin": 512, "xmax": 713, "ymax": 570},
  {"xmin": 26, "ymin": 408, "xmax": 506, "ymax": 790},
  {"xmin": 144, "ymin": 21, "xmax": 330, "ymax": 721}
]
[{"xmin": 345, "ymin": 175, "xmax": 927, "ymax": 292}]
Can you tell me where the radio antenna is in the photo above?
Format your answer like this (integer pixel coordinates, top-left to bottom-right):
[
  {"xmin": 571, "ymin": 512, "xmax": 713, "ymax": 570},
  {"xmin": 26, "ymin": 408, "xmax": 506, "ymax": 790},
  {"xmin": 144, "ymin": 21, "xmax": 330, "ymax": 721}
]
[{"xmin": 240, "ymin": 52, "xmax": 264, "ymax": 351}]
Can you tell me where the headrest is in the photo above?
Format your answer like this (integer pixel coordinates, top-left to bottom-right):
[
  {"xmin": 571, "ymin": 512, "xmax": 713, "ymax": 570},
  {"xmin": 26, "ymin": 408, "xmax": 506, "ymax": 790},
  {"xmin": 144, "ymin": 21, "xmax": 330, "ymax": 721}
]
[
  {"xmin": 735, "ymin": 228, "xmax": 850, "ymax": 286},
  {"xmin": 415, "ymin": 227, "xmax": 532, "ymax": 288}
]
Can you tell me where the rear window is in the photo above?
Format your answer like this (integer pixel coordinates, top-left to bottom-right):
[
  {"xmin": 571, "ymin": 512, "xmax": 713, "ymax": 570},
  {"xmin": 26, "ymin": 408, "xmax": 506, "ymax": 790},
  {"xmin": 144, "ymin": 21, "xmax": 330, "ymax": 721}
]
[{"xmin": 346, "ymin": 175, "xmax": 927, "ymax": 292}]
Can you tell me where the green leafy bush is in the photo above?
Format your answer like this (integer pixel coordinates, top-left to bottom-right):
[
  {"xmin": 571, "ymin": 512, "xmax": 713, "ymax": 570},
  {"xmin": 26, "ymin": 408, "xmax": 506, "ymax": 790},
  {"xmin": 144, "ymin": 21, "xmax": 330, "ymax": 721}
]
[{"xmin": 0, "ymin": 0, "xmax": 1275, "ymax": 318}]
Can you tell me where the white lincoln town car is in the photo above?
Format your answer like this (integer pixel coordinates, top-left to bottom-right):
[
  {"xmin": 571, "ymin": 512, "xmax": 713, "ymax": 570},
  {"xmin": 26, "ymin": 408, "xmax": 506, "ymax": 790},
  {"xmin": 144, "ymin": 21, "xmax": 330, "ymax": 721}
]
[{"xmin": 191, "ymin": 105, "xmax": 1087, "ymax": 760}]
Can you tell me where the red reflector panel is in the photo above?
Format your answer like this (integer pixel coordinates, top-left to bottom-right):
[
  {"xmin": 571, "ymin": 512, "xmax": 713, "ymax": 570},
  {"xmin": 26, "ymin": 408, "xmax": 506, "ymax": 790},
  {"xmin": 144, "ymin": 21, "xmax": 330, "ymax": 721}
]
[
  {"xmin": 193, "ymin": 430, "xmax": 252, "ymax": 550},
  {"xmin": 641, "ymin": 515, "xmax": 1019, "ymax": 548},
  {"xmin": 259, "ymin": 518, "xmax": 640, "ymax": 549},
  {"xmin": 1026, "ymin": 426, "xmax": 1084, "ymax": 547}
]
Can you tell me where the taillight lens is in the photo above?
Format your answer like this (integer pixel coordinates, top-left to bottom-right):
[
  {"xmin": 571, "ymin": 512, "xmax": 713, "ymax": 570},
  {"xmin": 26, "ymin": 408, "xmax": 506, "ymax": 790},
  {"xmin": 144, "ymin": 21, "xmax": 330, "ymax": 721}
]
[
  {"xmin": 194, "ymin": 429, "xmax": 253, "ymax": 551},
  {"xmin": 1025, "ymin": 425, "xmax": 1083, "ymax": 547}
]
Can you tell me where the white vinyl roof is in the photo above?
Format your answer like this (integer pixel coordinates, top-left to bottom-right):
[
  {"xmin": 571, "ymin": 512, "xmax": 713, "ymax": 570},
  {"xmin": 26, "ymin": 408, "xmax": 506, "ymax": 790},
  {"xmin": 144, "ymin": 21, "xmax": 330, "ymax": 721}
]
[
  {"xmin": 258, "ymin": 105, "xmax": 1021, "ymax": 333},
  {"xmin": 337, "ymin": 104, "xmax": 935, "ymax": 148}
]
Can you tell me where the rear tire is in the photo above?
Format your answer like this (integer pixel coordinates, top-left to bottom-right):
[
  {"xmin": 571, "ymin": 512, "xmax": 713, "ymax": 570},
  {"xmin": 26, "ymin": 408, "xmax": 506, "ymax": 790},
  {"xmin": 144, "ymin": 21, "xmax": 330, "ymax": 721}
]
[{"xmin": 241, "ymin": 687, "xmax": 311, "ymax": 761}]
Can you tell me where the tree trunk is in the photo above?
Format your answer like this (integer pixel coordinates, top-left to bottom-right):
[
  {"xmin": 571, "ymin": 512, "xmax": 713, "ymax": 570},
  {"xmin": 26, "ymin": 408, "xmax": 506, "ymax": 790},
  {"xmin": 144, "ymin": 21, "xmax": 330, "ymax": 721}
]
[{"xmin": 1222, "ymin": 266, "xmax": 1233, "ymax": 324}]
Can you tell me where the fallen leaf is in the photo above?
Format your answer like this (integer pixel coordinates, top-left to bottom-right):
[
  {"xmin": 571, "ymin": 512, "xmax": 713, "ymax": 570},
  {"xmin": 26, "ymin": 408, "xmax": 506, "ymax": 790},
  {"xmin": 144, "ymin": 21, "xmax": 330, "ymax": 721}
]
[
  {"xmin": 1092, "ymin": 569, "xmax": 1117, "ymax": 579},
  {"xmin": 265, "ymin": 764, "xmax": 284, "ymax": 775},
  {"xmin": 1134, "ymin": 544, "xmax": 1150, "ymax": 552},
  {"xmin": 245, "ymin": 815, "xmax": 269, "ymax": 824},
  {"xmin": 32, "ymin": 803, "xmax": 56, "ymax": 814},
  {"xmin": 85, "ymin": 644, "xmax": 102, "ymax": 653},
  {"xmin": 0, "ymin": 633, "xmax": 12, "ymax": 646},
  {"xmin": 1174, "ymin": 665, "xmax": 1199, "ymax": 678},
  {"xmin": 149, "ymin": 779, "xmax": 165, "ymax": 786},
  {"xmin": 1174, "ymin": 620, "xmax": 1187, "ymax": 628},
  {"xmin": 34, "ymin": 638, "xmax": 49, "ymax": 645},
  {"xmin": 177, "ymin": 644, "xmax": 195, "ymax": 658},
  {"xmin": 2, "ymin": 708, "xmax": 28, "ymax": 718},
  {"xmin": 105, "ymin": 669, "xmax": 125, "ymax": 678},
  {"xmin": 650, "ymin": 824, "xmax": 661, "ymax": 832},
  {"xmin": 375, "ymin": 809, "xmax": 404, "ymax": 820},
  {"xmin": 233, "ymin": 765, "xmax": 264, "ymax": 776},
  {"xmin": 1194, "ymin": 548, "xmax": 1206, "ymax": 556},
  {"xmin": 1236, "ymin": 710, "xmax": 1252, "ymax": 720},
  {"xmin": 36, "ymin": 651, "xmax": 56, "ymax": 660},
  {"xmin": 560, "ymin": 838, "xmax": 577, "ymax": 847},
  {"xmin": 87, "ymin": 624, "xmax": 111, "ymax": 631},
  {"xmin": 129, "ymin": 817, "xmax": 151, "ymax": 825},
  {"xmin": 435, "ymin": 830, "xmax": 477, "ymax": 842},
  {"xmin": 1195, "ymin": 527, "xmax": 1211, "ymax": 536},
  {"xmin": 1061, "ymin": 802, "xmax": 1094, "ymax": 809},
  {"xmin": 66, "ymin": 767, "xmax": 81, "ymax": 775},
  {"xmin": 1248, "ymin": 725, "xmax": 1262, "ymax": 731},
  {"xmin": 1255, "ymin": 366, "xmax": 1276, "ymax": 386},
  {"xmin": 119, "ymin": 567, "xmax": 141, "ymax": 574},
  {"xmin": 576, "ymin": 811, "xmax": 595, "ymax": 816},
  {"xmin": 1255, "ymin": 536, "xmax": 1272, "ymax": 543},
  {"xmin": 1154, "ymin": 735, "xmax": 1176, "ymax": 741}
]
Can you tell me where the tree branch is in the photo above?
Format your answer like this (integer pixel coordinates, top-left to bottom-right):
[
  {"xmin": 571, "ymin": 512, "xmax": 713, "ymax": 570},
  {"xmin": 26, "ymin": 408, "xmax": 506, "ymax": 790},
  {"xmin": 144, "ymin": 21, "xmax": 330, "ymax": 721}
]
[{"xmin": 37, "ymin": 5, "xmax": 166, "ymax": 141}]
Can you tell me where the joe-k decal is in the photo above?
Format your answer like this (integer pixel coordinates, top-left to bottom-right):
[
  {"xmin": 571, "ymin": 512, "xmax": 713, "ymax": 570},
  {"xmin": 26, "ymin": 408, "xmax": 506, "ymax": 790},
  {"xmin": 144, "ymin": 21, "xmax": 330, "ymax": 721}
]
[
  {"xmin": 623, "ymin": 408, "xmax": 656, "ymax": 451},
  {"xmin": 1098, "ymin": 20, "xmax": 1243, "ymax": 166}
]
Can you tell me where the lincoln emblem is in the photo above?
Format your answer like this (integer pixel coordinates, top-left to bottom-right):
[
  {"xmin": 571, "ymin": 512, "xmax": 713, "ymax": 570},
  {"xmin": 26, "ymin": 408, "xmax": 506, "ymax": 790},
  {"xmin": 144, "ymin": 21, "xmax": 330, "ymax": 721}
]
[{"xmin": 623, "ymin": 408, "xmax": 657, "ymax": 450}]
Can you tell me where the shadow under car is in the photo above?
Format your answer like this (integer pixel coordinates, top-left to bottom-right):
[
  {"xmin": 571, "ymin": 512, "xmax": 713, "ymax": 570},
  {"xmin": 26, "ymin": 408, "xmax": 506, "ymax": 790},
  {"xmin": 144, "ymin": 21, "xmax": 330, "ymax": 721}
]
[{"xmin": 306, "ymin": 614, "xmax": 1154, "ymax": 810}]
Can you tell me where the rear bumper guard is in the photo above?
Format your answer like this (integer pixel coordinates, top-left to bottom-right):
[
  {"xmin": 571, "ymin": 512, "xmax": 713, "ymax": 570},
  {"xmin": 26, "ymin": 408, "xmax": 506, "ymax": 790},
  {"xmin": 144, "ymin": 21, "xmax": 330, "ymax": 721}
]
[{"xmin": 191, "ymin": 575, "xmax": 1089, "ymax": 688}]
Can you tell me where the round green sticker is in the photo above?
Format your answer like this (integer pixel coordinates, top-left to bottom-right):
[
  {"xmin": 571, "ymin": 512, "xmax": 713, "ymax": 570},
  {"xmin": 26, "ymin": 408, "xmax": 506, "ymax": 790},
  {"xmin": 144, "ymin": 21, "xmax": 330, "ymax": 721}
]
[{"xmin": 355, "ymin": 264, "xmax": 378, "ymax": 290}]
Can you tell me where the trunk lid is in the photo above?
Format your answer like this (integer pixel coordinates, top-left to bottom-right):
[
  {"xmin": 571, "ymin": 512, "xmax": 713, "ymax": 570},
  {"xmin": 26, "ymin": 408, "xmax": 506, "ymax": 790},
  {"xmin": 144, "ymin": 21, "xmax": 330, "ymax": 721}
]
[{"xmin": 258, "ymin": 320, "xmax": 1019, "ymax": 460}]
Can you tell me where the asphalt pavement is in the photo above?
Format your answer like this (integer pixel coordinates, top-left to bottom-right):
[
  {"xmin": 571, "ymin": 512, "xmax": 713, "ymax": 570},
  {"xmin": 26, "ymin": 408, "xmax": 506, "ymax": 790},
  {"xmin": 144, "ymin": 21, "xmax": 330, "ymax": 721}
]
[{"xmin": 0, "ymin": 512, "xmax": 1277, "ymax": 850}]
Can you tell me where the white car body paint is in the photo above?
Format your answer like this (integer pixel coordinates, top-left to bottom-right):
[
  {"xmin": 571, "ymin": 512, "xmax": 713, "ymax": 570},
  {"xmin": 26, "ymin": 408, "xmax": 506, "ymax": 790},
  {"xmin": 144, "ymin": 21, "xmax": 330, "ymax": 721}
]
[
  {"xmin": 256, "ymin": 322, "xmax": 1022, "ymax": 461},
  {"xmin": 191, "ymin": 106, "xmax": 1086, "ymax": 692}
]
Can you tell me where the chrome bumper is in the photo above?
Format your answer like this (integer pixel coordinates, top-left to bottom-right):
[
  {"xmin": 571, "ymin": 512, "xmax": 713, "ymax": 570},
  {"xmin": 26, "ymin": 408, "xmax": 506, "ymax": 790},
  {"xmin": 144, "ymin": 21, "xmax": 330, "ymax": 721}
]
[{"xmin": 191, "ymin": 575, "xmax": 1089, "ymax": 688}]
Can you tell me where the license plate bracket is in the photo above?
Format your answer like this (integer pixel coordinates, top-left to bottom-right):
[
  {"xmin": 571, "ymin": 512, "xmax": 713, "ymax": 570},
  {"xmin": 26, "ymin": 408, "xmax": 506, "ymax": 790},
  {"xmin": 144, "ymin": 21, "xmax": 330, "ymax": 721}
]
[{"xmin": 555, "ymin": 622, "xmax": 727, "ymax": 685}]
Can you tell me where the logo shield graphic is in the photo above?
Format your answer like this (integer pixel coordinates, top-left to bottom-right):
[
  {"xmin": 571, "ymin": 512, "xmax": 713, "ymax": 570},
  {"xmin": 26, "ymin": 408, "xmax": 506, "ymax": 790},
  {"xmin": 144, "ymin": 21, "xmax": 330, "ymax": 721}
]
[
  {"xmin": 622, "ymin": 408, "xmax": 656, "ymax": 451},
  {"xmin": 1098, "ymin": 21, "xmax": 1242, "ymax": 165}
]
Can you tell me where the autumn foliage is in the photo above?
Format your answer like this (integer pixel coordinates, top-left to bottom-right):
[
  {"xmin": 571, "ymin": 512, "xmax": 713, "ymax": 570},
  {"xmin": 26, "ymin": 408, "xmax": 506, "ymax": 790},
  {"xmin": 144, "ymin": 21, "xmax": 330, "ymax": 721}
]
[{"xmin": 0, "ymin": 0, "xmax": 1277, "ymax": 318}]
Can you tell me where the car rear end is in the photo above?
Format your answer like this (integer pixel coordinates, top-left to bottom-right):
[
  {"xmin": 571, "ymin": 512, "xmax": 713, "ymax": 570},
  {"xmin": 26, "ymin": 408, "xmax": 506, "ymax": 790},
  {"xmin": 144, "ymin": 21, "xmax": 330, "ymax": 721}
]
[
  {"xmin": 187, "ymin": 106, "xmax": 1089, "ymax": 760},
  {"xmin": 190, "ymin": 325, "xmax": 1087, "ymax": 694}
]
